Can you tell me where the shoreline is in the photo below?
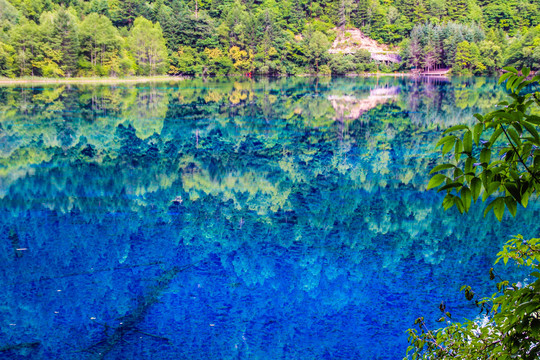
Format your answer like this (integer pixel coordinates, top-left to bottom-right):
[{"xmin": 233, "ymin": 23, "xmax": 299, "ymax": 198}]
[
  {"xmin": 0, "ymin": 72, "xmax": 449, "ymax": 85},
  {"xmin": 0, "ymin": 76, "xmax": 187, "ymax": 85}
]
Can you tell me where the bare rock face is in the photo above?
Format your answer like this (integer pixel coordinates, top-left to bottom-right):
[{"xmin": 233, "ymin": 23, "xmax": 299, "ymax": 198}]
[{"xmin": 329, "ymin": 28, "xmax": 401, "ymax": 63}]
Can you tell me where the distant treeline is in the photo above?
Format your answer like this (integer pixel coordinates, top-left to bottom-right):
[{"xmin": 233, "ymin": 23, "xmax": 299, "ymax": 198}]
[
  {"xmin": 0, "ymin": 0, "xmax": 538, "ymax": 77},
  {"xmin": 401, "ymin": 23, "xmax": 540, "ymax": 74}
]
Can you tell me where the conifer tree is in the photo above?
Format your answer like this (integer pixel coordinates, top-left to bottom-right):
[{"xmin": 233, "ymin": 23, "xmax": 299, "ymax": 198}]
[
  {"xmin": 52, "ymin": 7, "xmax": 79, "ymax": 77},
  {"xmin": 447, "ymin": 0, "xmax": 468, "ymax": 21},
  {"xmin": 356, "ymin": 0, "xmax": 370, "ymax": 28}
]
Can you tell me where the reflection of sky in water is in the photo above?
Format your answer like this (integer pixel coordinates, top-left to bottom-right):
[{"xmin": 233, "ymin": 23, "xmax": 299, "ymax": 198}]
[{"xmin": 0, "ymin": 77, "xmax": 537, "ymax": 359}]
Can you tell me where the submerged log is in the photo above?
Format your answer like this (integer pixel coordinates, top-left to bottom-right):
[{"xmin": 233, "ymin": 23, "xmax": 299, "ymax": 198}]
[
  {"xmin": 83, "ymin": 262, "xmax": 199, "ymax": 359},
  {"xmin": 0, "ymin": 341, "xmax": 40, "ymax": 353}
]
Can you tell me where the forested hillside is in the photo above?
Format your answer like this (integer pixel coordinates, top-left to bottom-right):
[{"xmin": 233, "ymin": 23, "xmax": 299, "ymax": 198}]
[{"xmin": 0, "ymin": 0, "xmax": 538, "ymax": 77}]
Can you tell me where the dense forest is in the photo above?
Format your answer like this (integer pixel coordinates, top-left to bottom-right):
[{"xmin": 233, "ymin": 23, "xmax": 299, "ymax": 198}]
[{"xmin": 0, "ymin": 0, "xmax": 538, "ymax": 77}]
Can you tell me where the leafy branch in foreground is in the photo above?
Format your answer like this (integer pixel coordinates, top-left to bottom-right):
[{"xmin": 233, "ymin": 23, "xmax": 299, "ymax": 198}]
[
  {"xmin": 428, "ymin": 67, "xmax": 540, "ymax": 220},
  {"xmin": 405, "ymin": 69, "xmax": 540, "ymax": 360},
  {"xmin": 405, "ymin": 236, "xmax": 540, "ymax": 360}
]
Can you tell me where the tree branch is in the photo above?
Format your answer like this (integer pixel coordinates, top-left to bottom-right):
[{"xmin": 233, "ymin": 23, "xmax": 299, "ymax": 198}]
[{"xmin": 500, "ymin": 124, "xmax": 540, "ymax": 184}]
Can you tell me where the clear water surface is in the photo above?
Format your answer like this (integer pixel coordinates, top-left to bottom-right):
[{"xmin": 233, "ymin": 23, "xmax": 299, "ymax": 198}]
[{"xmin": 0, "ymin": 76, "xmax": 538, "ymax": 359}]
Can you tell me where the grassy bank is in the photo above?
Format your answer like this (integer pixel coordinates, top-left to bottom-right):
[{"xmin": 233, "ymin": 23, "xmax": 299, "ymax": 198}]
[
  {"xmin": 0, "ymin": 72, "xmax": 448, "ymax": 85},
  {"xmin": 0, "ymin": 76, "xmax": 186, "ymax": 85}
]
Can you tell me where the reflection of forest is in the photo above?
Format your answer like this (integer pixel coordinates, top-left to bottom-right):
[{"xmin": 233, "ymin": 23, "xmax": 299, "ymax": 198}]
[
  {"xmin": 0, "ymin": 77, "xmax": 523, "ymax": 230},
  {"xmin": 0, "ymin": 77, "xmax": 512, "ymax": 205}
]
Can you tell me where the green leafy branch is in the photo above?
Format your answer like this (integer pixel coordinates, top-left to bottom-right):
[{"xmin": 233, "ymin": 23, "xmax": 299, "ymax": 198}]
[
  {"xmin": 406, "ymin": 236, "xmax": 540, "ymax": 360},
  {"xmin": 428, "ymin": 67, "xmax": 540, "ymax": 220}
]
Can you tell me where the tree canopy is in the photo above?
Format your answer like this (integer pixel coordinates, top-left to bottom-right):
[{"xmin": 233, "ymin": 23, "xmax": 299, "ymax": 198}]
[{"xmin": 0, "ymin": 0, "xmax": 538, "ymax": 77}]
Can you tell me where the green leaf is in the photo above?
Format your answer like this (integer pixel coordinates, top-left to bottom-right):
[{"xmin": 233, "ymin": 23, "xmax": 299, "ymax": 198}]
[
  {"xmin": 522, "ymin": 190, "xmax": 530, "ymax": 208},
  {"xmin": 511, "ymin": 121, "xmax": 523, "ymax": 135},
  {"xmin": 493, "ymin": 111, "xmax": 516, "ymax": 122},
  {"xmin": 480, "ymin": 148, "xmax": 491, "ymax": 164},
  {"xmin": 503, "ymin": 66, "xmax": 518, "ymax": 74},
  {"xmin": 498, "ymin": 72, "xmax": 514, "ymax": 84},
  {"xmin": 509, "ymin": 76, "xmax": 525, "ymax": 92},
  {"xmin": 454, "ymin": 138, "xmax": 463, "ymax": 158},
  {"xmin": 487, "ymin": 181, "xmax": 501, "ymax": 196},
  {"xmin": 429, "ymin": 164, "xmax": 456, "ymax": 174},
  {"xmin": 463, "ymin": 131, "xmax": 473, "ymax": 153},
  {"xmin": 522, "ymin": 67, "xmax": 530, "ymax": 77},
  {"xmin": 507, "ymin": 127, "xmax": 521, "ymax": 147},
  {"xmin": 505, "ymin": 183, "xmax": 521, "ymax": 203},
  {"xmin": 443, "ymin": 124, "xmax": 469, "ymax": 135},
  {"xmin": 454, "ymin": 196, "xmax": 465, "ymax": 214},
  {"xmin": 438, "ymin": 182, "xmax": 463, "ymax": 192},
  {"xmin": 443, "ymin": 194, "xmax": 455, "ymax": 210},
  {"xmin": 521, "ymin": 120, "xmax": 540, "ymax": 142},
  {"xmin": 442, "ymin": 139, "xmax": 454, "ymax": 155},
  {"xmin": 471, "ymin": 177, "xmax": 481, "ymax": 202},
  {"xmin": 427, "ymin": 174, "xmax": 446, "ymax": 190},
  {"xmin": 473, "ymin": 113, "xmax": 484, "ymax": 122},
  {"xmin": 473, "ymin": 123, "xmax": 483, "ymax": 145},
  {"xmin": 464, "ymin": 157, "xmax": 473, "ymax": 175},
  {"xmin": 527, "ymin": 115, "xmax": 540, "ymax": 125},
  {"xmin": 461, "ymin": 186, "xmax": 471, "ymax": 212},
  {"xmin": 517, "ymin": 80, "xmax": 533, "ymax": 93},
  {"xmin": 435, "ymin": 135, "xmax": 456, "ymax": 147},
  {"xmin": 521, "ymin": 143, "xmax": 533, "ymax": 160},
  {"xmin": 505, "ymin": 197, "xmax": 517, "ymax": 217},
  {"xmin": 493, "ymin": 198, "xmax": 505, "ymax": 221},
  {"xmin": 485, "ymin": 198, "xmax": 504, "ymax": 221},
  {"xmin": 489, "ymin": 127, "xmax": 503, "ymax": 144}
]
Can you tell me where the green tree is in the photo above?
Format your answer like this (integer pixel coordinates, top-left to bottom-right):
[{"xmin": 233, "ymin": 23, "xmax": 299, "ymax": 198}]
[
  {"xmin": 306, "ymin": 30, "xmax": 330, "ymax": 73},
  {"xmin": 428, "ymin": 0, "xmax": 446, "ymax": 21},
  {"xmin": 504, "ymin": 25, "xmax": 540, "ymax": 70},
  {"xmin": 201, "ymin": 47, "xmax": 233, "ymax": 75},
  {"xmin": 51, "ymin": 7, "xmax": 80, "ymax": 77},
  {"xmin": 479, "ymin": 40, "xmax": 503, "ymax": 74},
  {"xmin": 128, "ymin": 17, "xmax": 168, "ymax": 75},
  {"xmin": 355, "ymin": 0, "xmax": 370, "ymax": 28},
  {"xmin": 108, "ymin": 0, "xmax": 144, "ymax": 27},
  {"xmin": 0, "ymin": 41, "xmax": 14, "ymax": 77},
  {"xmin": 16, "ymin": 0, "xmax": 45, "ymax": 22},
  {"xmin": 9, "ymin": 19, "xmax": 42, "ymax": 76},
  {"xmin": 168, "ymin": 46, "xmax": 199, "ymax": 75},
  {"xmin": 0, "ymin": 0, "xmax": 19, "ymax": 25},
  {"xmin": 229, "ymin": 46, "xmax": 253, "ymax": 73},
  {"xmin": 288, "ymin": 0, "xmax": 305, "ymax": 33},
  {"xmin": 483, "ymin": 3, "xmax": 517, "ymax": 32},
  {"xmin": 79, "ymin": 13, "xmax": 121, "ymax": 75},
  {"xmin": 454, "ymin": 40, "xmax": 472, "ymax": 71},
  {"xmin": 447, "ymin": 0, "xmax": 468, "ymax": 21}
]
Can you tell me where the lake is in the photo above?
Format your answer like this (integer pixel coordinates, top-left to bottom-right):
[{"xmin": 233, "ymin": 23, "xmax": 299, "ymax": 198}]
[{"xmin": 1, "ymin": 76, "xmax": 538, "ymax": 359}]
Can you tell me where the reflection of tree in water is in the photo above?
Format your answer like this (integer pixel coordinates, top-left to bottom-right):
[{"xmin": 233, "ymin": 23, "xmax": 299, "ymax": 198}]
[{"xmin": 0, "ymin": 77, "xmax": 514, "ymax": 203}]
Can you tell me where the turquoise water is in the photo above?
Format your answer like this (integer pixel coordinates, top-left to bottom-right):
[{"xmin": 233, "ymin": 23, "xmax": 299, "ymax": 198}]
[{"xmin": 0, "ymin": 77, "xmax": 538, "ymax": 359}]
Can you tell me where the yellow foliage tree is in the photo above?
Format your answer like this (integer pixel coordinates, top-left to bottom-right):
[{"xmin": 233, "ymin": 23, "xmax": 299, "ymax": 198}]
[{"xmin": 229, "ymin": 46, "xmax": 254, "ymax": 73}]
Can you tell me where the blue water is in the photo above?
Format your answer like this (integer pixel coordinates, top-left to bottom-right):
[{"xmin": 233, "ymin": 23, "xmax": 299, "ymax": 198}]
[{"xmin": 0, "ymin": 77, "xmax": 538, "ymax": 359}]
